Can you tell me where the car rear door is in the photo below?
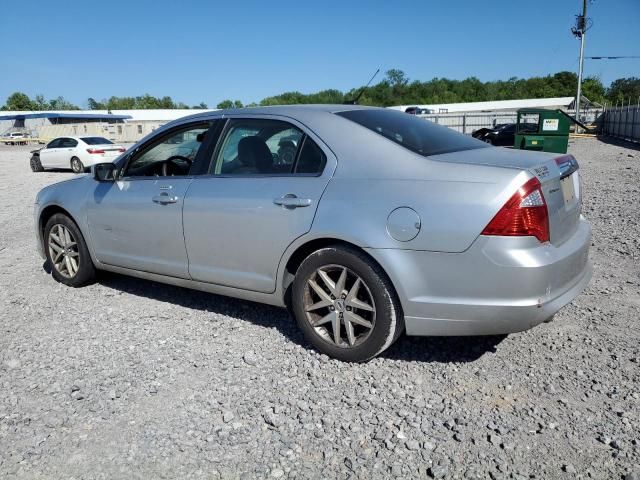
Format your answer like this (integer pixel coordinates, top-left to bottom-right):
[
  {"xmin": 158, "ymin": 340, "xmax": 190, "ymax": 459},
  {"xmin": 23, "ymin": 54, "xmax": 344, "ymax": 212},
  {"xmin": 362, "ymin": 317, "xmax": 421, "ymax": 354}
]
[
  {"xmin": 86, "ymin": 121, "xmax": 217, "ymax": 278},
  {"xmin": 58, "ymin": 138, "xmax": 78, "ymax": 167},
  {"xmin": 182, "ymin": 116, "xmax": 336, "ymax": 293}
]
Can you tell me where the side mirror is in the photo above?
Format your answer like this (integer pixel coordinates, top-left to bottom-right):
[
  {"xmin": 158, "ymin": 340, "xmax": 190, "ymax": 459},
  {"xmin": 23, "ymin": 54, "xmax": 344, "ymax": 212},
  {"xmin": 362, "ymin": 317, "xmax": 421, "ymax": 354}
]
[{"xmin": 93, "ymin": 163, "xmax": 117, "ymax": 182}]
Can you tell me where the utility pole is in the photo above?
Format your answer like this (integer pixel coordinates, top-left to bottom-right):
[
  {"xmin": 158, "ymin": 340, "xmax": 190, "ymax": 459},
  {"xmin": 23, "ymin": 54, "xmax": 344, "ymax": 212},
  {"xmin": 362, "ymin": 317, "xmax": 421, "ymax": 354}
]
[{"xmin": 572, "ymin": 0, "xmax": 589, "ymax": 127}]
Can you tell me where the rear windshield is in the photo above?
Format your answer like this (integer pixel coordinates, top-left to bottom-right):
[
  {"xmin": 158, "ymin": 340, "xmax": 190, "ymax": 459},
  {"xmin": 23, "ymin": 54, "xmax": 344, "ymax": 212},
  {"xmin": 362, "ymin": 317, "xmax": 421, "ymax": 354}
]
[
  {"xmin": 81, "ymin": 137, "xmax": 113, "ymax": 145},
  {"xmin": 336, "ymin": 109, "xmax": 488, "ymax": 156}
]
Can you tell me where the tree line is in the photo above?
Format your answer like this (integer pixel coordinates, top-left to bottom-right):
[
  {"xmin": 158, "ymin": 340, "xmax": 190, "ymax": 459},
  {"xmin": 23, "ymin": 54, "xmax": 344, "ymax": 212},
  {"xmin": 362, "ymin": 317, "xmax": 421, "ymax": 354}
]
[{"xmin": 2, "ymin": 70, "xmax": 639, "ymax": 112}]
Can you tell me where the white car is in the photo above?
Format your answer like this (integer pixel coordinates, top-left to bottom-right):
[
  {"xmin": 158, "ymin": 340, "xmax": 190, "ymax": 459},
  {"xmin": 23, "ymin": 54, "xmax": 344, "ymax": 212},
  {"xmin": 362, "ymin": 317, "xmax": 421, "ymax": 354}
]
[
  {"xmin": 30, "ymin": 136, "xmax": 126, "ymax": 173},
  {"xmin": 3, "ymin": 132, "xmax": 29, "ymax": 145}
]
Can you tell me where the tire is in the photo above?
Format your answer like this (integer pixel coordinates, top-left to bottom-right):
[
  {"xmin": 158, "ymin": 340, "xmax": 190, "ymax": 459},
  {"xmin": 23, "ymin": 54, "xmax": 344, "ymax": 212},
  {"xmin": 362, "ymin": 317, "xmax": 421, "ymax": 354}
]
[
  {"xmin": 70, "ymin": 157, "xmax": 84, "ymax": 173},
  {"xmin": 30, "ymin": 155, "xmax": 44, "ymax": 172},
  {"xmin": 291, "ymin": 245, "xmax": 403, "ymax": 362},
  {"xmin": 44, "ymin": 213, "xmax": 96, "ymax": 287}
]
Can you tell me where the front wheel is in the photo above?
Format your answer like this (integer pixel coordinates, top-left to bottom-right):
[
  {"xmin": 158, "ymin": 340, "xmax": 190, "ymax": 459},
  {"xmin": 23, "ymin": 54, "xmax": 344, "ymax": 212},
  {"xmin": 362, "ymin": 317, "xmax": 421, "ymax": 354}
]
[
  {"xmin": 70, "ymin": 157, "xmax": 84, "ymax": 173},
  {"xmin": 30, "ymin": 155, "xmax": 44, "ymax": 172},
  {"xmin": 292, "ymin": 246, "xmax": 403, "ymax": 362},
  {"xmin": 44, "ymin": 213, "xmax": 96, "ymax": 287}
]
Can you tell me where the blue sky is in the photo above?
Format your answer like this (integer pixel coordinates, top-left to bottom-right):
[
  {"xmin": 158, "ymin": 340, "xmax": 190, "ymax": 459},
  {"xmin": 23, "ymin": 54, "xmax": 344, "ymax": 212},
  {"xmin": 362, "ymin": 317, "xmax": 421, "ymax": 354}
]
[{"xmin": 0, "ymin": 0, "xmax": 638, "ymax": 108}]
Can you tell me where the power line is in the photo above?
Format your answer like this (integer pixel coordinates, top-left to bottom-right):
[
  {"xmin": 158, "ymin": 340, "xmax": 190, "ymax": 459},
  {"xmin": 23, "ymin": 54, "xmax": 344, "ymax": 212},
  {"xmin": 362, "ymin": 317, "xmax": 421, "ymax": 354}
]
[{"xmin": 586, "ymin": 55, "xmax": 640, "ymax": 60}]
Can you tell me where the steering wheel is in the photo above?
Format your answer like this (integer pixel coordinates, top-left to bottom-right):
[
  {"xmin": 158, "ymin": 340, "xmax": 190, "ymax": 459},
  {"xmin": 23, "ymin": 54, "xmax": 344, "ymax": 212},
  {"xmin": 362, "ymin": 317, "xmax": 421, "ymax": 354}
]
[{"xmin": 161, "ymin": 155, "xmax": 193, "ymax": 176}]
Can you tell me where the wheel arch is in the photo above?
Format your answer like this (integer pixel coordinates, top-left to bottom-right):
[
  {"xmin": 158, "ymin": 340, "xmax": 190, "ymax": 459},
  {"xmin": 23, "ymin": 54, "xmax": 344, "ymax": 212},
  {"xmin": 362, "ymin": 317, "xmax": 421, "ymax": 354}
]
[
  {"xmin": 39, "ymin": 204, "xmax": 78, "ymax": 240},
  {"xmin": 280, "ymin": 237, "xmax": 399, "ymax": 309}
]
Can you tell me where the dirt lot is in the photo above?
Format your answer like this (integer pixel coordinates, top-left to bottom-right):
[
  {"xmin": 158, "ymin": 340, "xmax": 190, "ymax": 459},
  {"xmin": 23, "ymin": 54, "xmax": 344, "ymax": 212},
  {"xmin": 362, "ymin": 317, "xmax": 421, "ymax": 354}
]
[{"xmin": 0, "ymin": 138, "xmax": 639, "ymax": 479}]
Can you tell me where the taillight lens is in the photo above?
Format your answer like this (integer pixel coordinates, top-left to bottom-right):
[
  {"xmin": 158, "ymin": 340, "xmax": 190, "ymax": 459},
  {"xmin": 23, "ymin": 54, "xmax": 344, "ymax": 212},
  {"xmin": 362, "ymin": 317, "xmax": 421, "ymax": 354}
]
[
  {"xmin": 86, "ymin": 148, "xmax": 105, "ymax": 154},
  {"xmin": 117, "ymin": 147, "xmax": 126, "ymax": 153},
  {"xmin": 481, "ymin": 177, "xmax": 550, "ymax": 243}
]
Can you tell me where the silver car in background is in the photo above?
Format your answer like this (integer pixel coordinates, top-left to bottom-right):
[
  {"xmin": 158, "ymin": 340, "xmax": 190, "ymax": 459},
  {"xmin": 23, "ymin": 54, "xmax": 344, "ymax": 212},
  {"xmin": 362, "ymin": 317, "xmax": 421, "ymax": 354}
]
[{"xmin": 34, "ymin": 105, "xmax": 592, "ymax": 362}]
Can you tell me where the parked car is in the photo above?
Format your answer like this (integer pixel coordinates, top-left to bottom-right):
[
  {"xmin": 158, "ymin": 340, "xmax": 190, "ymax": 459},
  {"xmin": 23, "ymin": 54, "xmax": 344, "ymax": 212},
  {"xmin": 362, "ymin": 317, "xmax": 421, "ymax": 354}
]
[
  {"xmin": 404, "ymin": 107, "xmax": 423, "ymax": 115},
  {"xmin": 472, "ymin": 123, "xmax": 538, "ymax": 146},
  {"xmin": 3, "ymin": 131, "xmax": 29, "ymax": 145},
  {"xmin": 34, "ymin": 106, "xmax": 591, "ymax": 362},
  {"xmin": 30, "ymin": 136, "xmax": 126, "ymax": 173},
  {"xmin": 404, "ymin": 107, "xmax": 435, "ymax": 115}
]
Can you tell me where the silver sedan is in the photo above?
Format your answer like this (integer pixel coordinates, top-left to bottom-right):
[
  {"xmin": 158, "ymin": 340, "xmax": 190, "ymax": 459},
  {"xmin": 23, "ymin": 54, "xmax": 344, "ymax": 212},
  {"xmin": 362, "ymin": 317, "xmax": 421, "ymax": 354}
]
[{"xmin": 34, "ymin": 105, "xmax": 592, "ymax": 362}]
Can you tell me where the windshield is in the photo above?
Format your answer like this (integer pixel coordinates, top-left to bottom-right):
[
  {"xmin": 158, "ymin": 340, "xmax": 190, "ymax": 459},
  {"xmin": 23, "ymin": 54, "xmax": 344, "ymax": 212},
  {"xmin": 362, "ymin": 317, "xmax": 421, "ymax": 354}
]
[
  {"xmin": 81, "ymin": 137, "xmax": 113, "ymax": 145},
  {"xmin": 336, "ymin": 109, "xmax": 488, "ymax": 157}
]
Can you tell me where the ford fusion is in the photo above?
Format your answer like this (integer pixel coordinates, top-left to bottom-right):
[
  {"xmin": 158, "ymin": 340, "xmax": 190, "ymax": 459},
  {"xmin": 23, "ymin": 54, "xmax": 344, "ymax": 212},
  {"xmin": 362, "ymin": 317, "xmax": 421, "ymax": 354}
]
[{"xmin": 34, "ymin": 106, "xmax": 592, "ymax": 362}]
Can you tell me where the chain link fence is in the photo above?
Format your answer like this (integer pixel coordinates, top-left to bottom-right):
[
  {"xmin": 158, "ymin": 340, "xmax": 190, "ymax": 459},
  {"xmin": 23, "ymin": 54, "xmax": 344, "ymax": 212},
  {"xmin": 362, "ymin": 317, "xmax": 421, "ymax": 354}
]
[{"xmin": 602, "ymin": 103, "xmax": 640, "ymax": 143}]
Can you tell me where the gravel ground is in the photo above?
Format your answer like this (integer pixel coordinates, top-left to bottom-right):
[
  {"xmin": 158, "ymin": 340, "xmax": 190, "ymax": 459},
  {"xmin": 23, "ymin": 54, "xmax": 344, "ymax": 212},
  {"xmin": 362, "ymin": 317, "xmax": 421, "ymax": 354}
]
[{"xmin": 0, "ymin": 138, "xmax": 638, "ymax": 480}]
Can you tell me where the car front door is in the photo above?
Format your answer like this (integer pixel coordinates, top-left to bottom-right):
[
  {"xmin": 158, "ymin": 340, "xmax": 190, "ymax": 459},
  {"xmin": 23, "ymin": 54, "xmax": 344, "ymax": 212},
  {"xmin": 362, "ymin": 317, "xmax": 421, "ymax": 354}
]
[
  {"xmin": 39, "ymin": 138, "xmax": 63, "ymax": 168},
  {"xmin": 183, "ymin": 117, "xmax": 336, "ymax": 293},
  {"xmin": 85, "ymin": 121, "xmax": 216, "ymax": 278}
]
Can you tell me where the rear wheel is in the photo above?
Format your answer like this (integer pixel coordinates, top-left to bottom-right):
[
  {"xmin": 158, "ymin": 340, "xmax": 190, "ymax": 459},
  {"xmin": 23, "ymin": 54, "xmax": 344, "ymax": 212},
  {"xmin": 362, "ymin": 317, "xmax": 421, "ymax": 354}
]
[
  {"xmin": 70, "ymin": 157, "xmax": 84, "ymax": 173},
  {"xmin": 44, "ymin": 214, "xmax": 96, "ymax": 287},
  {"xmin": 292, "ymin": 245, "xmax": 403, "ymax": 362},
  {"xmin": 30, "ymin": 155, "xmax": 44, "ymax": 172}
]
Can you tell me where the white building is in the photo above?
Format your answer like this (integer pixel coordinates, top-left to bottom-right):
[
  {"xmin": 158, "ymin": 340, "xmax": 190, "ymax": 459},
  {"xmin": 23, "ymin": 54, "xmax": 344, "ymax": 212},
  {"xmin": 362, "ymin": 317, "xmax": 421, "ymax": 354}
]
[
  {"xmin": 389, "ymin": 97, "xmax": 576, "ymax": 114},
  {"xmin": 0, "ymin": 109, "xmax": 216, "ymax": 143}
]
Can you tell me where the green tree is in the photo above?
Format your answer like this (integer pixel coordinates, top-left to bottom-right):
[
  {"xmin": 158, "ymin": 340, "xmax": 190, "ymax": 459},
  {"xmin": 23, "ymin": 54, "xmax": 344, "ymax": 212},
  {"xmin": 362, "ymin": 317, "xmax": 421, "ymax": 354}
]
[
  {"xmin": 216, "ymin": 99, "xmax": 234, "ymax": 109},
  {"xmin": 32, "ymin": 95, "xmax": 49, "ymax": 110},
  {"xmin": 607, "ymin": 77, "xmax": 640, "ymax": 104},
  {"xmin": 192, "ymin": 102, "xmax": 208, "ymax": 109},
  {"xmin": 581, "ymin": 77, "xmax": 606, "ymax": 105},
  {"xmin": 3, "ymin": 92, "xmax": 34, "ymax": 110},
  {"xmin": 87, "ymin": 97, "xmax": 106, "ymax": 110},
  {"xmin": 46, "ymin": 96, "xmax": 79, "ymax": 110}
]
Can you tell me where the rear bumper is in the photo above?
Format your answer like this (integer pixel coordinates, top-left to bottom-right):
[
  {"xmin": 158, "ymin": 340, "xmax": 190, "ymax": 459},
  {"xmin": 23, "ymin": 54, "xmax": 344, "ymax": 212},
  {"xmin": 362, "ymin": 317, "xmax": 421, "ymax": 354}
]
[{"xmin": 365, "ymin": 216, "xmax": 592, "ymax": 336}]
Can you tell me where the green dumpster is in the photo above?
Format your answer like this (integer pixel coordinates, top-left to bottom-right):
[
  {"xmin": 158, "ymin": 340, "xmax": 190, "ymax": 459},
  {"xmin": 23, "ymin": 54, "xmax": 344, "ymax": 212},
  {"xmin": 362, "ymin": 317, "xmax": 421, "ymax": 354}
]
[{"xmin": 514, "ymin": 108, "xmax": 570, "ymax": 154}]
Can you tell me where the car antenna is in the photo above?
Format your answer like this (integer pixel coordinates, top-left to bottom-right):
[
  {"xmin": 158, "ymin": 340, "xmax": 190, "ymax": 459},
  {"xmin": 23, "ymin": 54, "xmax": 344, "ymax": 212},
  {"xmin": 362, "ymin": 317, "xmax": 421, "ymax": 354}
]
[{"xmin": 343, "ymin": 68, "xmax": 380, "ymax": 105}]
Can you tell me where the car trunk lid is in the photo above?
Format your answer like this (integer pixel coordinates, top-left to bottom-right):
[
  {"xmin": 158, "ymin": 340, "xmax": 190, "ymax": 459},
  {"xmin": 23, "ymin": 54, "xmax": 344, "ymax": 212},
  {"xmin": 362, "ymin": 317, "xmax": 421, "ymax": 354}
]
[
  {"xmin": 430, "ymin": 148, "xmax": 582, "ymax": 247},
  {"xmin": 535, "ymin": 154, "xmax": 582, "ymax": 246},
  {"xmin": 87, "ymin": 144, "xmax": 125, "ymax": 158}
]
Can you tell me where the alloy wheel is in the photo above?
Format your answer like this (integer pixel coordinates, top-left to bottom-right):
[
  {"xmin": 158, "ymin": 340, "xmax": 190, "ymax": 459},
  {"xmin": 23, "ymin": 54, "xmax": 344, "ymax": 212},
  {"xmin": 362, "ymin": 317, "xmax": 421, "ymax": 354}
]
[
  {"xmin": 303, "ymin": 264, "xmax": 376, "ymax": 348},
  {"xmin": 48, "ymin": 224, "xmax": 80, "ymax": 278}
]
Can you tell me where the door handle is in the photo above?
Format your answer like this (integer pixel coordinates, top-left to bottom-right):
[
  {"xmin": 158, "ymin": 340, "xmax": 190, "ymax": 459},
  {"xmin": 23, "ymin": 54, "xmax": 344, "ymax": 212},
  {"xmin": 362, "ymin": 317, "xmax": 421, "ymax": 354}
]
[
  {"xmin": 152, "ymin": 193, "xmax": 178, "ymax": 205},
  {"xmin": 273, "ymin": 194, "xmax": 312, "ymax": 209}
]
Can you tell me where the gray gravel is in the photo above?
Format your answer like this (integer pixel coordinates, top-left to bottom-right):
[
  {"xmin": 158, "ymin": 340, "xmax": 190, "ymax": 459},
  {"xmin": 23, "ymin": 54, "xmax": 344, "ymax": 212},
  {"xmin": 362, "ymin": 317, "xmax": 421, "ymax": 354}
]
[{"xmin": 1, "ymin": 138, "xmax": 639, "ymax": 479}]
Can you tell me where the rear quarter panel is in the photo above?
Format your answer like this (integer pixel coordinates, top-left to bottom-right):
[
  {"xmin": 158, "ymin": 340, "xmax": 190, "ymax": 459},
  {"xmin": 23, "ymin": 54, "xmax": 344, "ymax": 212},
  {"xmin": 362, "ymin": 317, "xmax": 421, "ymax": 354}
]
[{"xmin": 312, "ymin": 160, "xmax": 528, "ymax": 253}]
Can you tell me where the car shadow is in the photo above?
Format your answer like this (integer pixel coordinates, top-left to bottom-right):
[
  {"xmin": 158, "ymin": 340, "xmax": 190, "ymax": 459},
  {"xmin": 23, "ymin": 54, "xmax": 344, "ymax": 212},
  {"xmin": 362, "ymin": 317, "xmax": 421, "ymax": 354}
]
[
  {"xmin": 381, "ymin": 334, "xmax": 506, "ymax": 363},
  {"xmin": 92, "ymin": 271, "xmax": 506, "ymax": 364}
]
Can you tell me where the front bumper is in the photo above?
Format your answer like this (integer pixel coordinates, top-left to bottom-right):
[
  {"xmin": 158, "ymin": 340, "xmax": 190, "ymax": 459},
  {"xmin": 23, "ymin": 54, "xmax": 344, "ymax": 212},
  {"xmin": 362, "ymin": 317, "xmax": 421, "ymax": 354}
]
[{"xmin": 365, "ymin": 216, "xmax": 592, "ymax": 336}]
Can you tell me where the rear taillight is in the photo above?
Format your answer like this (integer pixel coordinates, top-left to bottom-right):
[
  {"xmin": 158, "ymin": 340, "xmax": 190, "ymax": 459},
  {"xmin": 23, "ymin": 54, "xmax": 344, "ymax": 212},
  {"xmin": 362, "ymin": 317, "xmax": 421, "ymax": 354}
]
[
  {"xmin": 117, "ymin": 147, "xmax": 126, "ymax": 153},
  {"xmin": 481, "ymin": 177, "xmax": 550, "ymax": 243},
  {"xmin": 87, "ymin": 148, "xmax": 105, "ymax": 154}
]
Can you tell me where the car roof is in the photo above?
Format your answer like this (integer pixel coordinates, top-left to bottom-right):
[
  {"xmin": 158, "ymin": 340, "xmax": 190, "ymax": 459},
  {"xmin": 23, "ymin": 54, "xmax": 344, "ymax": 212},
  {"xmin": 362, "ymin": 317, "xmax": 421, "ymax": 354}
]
[
  {"xmin": 173, "ymin": 104, "xmax": 380, "ymax": 122},
  {"xmin": 52, "ymin": 136, "xmax": 111, "ymax": 141}
]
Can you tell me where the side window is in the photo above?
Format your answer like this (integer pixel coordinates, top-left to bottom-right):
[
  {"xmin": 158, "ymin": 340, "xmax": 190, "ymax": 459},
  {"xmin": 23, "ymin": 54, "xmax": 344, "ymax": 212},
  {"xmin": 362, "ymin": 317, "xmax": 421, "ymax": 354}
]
[
  {"xmin": 295, "ymin": 137, "xmax": 326, "ymax": 174},
  {"xmin": 46, "ymin": 139, "xmax": 61, "ymax": 148},
  {"xmin": 123, "ymin": 124, "xmax": 210, "ymax": 178},
  {"xmin": 60, "ymin": 138, "xmax": 78, "ymax": 148},
  {"xmin": 212, "ymin": 119, "xmax": 303, "ymax": 175}
]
